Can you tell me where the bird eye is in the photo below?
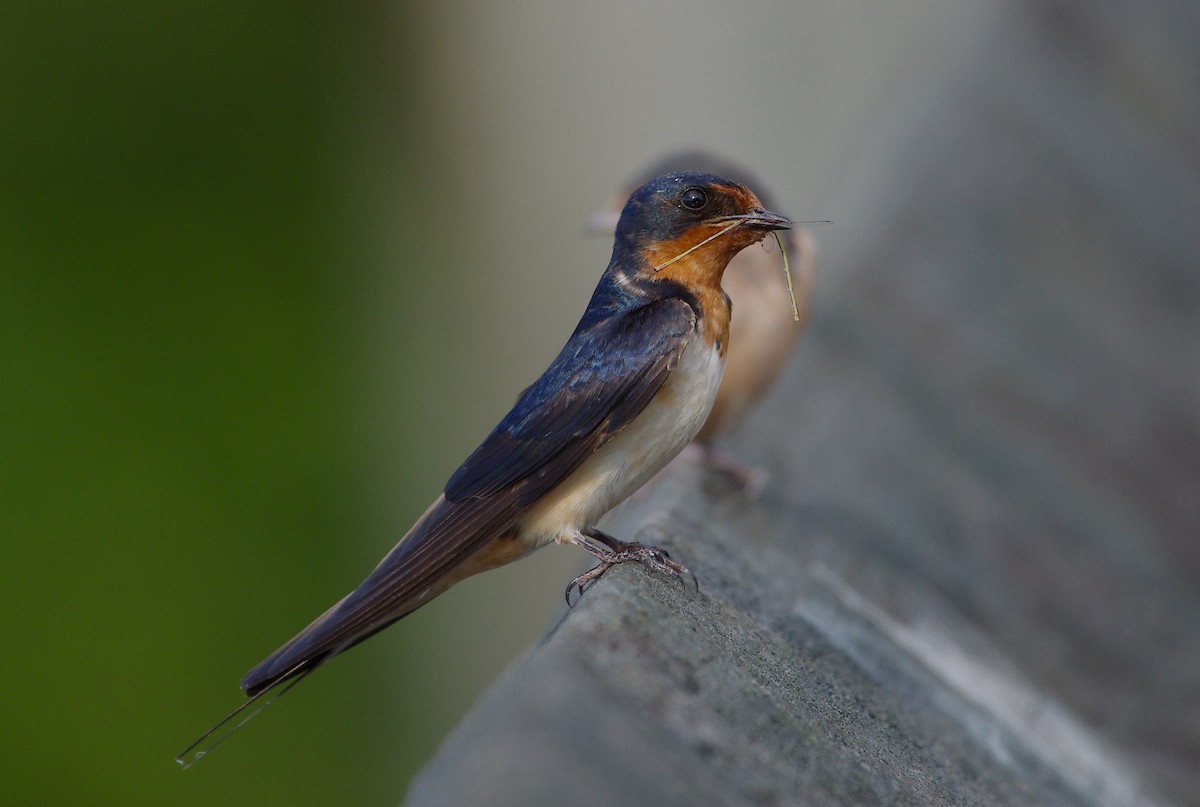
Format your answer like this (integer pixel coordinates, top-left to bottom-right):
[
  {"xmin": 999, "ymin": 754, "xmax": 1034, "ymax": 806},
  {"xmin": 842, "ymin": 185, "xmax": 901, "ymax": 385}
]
[{"xmin": 680, "ymin": 187, "xmax": 708, "ymax": 211}]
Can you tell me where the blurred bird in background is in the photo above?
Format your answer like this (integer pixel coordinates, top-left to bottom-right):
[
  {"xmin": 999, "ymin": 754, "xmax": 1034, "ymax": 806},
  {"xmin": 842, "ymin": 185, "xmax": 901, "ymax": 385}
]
[
  {"xmin": 179, "ymin": 171, "xmax": 791, "ymax": 765},
  {"xmin": 588, "ymin": 152, "xmax": 817, "ymax": 490}
]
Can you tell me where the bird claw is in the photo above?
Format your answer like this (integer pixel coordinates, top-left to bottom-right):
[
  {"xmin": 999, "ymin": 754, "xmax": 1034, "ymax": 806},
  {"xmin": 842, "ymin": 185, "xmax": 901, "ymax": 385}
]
[
  {"xmin": 565, "ymin": 538, "xmax": 698, "ymax": 607},
  {"xmin": 564, "ymin": 565, "xmax": 604, "ymax": 607}
]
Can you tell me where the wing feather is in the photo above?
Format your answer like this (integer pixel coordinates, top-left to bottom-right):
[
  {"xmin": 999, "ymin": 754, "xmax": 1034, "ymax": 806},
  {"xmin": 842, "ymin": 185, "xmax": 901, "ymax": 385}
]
[
  {"xmin": 445, "ymin": 297, "xmax": 696, "ymax": 501},
  {"xmin": 242, "ymin": 295, "xmax": 698, "ymax": 695}
]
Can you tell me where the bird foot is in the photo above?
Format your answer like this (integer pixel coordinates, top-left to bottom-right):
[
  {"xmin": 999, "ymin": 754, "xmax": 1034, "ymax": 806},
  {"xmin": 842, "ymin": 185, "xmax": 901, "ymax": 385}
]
[{"xmin": 565, "ymin": 531, "xmax": 698, "ymax": 606}]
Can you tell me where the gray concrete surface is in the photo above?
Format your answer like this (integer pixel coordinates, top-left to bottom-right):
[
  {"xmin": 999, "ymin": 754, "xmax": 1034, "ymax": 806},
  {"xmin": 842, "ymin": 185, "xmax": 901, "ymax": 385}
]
[{"xmin": 403, "ymin": 0, "xmax": 1200, "ymax": 803}]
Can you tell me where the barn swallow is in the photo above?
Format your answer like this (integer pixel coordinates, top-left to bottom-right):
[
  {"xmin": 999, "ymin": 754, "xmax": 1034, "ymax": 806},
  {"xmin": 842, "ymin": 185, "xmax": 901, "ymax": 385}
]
[
  {"xmin": 176, "ymin": 172, "xmax": 790, "ymax": 766},
  {"xmin": 590, "ymin": 153, "xmax": 816, "ymax": 484}
]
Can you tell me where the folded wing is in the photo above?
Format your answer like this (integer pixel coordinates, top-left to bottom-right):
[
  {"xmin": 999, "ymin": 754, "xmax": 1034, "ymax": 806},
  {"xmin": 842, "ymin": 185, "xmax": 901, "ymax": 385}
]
[{"xmin": 242, "ymin": 296, "xmax": 697, "ymax": 696}]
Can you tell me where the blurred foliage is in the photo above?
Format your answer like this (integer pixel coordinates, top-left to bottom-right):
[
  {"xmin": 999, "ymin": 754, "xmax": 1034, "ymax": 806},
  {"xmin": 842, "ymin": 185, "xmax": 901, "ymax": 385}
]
[{"xmin": 0, "ymin": 2, "xmax": 445, "ymax": 803}]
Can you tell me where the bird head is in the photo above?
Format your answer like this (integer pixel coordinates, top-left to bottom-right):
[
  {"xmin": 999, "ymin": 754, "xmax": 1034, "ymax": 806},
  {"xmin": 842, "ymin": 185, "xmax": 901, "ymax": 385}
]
[{"xmin": 611, "ymin": 172, "xmax": 790, "ymax": 287}]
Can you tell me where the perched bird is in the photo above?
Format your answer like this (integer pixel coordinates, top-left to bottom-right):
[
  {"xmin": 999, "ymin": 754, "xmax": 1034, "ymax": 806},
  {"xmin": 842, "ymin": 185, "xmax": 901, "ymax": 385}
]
[
  {"xmin": 590, "ymin": 153, "xmax": 816, "ymax": 479},
  {"xmin": 178, "ymin": 172, "xmax": 790, "ymax": 764}
]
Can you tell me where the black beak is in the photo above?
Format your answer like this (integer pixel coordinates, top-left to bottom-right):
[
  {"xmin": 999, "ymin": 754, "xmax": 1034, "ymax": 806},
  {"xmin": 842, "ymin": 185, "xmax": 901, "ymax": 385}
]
[
  {"xmin": 742, "ymin": 207, "xmax": 791, "ymax": 231},
  {"xmin": 708, "ymin": 208, "xmax": 792, "ymax": 231}
]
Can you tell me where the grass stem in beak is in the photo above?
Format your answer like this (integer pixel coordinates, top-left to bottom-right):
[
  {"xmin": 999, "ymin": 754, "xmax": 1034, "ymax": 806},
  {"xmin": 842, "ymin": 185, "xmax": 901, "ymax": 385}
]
[{"xmin": 773, "ymin": 230, "xmax": 801, "ymax": 322}]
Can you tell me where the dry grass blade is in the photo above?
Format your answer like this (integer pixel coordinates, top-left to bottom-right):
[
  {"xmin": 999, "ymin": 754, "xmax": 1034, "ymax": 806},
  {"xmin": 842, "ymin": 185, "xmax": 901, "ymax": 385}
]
[{"xmin": 773, "ymin": 230, "xmax": 801, "ymax": 322}]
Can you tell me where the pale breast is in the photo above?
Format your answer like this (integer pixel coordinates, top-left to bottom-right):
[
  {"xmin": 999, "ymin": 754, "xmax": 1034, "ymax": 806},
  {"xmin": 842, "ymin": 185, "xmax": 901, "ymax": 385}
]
[{"xmin": 520, "ymin": 338, "xmax": 725, "ymax": 544}]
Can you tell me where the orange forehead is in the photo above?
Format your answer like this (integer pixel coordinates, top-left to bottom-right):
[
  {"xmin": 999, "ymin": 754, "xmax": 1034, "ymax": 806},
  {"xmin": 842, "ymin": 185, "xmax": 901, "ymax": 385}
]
[
  {"xmin": 716, "ymin": 182, "xmax": 763, "ymax": 212},
  {"xmin": 655, "ymin": 180, "xmax": 762, "ymax": 211},
  {"xmin": 623, "ymin": 180, "xmax": 761, "ymax": 213}
]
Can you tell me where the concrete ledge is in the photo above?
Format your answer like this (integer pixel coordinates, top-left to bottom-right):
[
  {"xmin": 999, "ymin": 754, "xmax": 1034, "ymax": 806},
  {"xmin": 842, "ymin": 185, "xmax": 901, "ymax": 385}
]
[{"xmin": 405, "ymin": 1, "xmax": 1200, "ymax": 803}]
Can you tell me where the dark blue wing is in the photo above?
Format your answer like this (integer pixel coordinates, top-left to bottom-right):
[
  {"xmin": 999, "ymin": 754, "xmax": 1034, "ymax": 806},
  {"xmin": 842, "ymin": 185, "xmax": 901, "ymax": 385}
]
[
  {"xmin": 241, "ymin": 294, "xmax": 697, "ymax": 697},
  {"xmin": 445, "ymin": 296, "xmax": 696, "ymax": 504}
]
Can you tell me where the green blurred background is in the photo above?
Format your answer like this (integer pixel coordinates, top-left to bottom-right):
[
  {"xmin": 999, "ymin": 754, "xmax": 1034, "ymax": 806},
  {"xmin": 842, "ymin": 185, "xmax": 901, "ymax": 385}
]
[{"xmin": 0, "ymin": 1, "xmax": 968, "ymax": 803}]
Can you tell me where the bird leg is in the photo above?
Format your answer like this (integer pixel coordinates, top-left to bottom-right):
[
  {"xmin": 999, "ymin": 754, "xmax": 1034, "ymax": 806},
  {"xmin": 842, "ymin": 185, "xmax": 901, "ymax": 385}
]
[{"xmin": 564, "ymin": 528, "xmax": 698, "ymax": 606}]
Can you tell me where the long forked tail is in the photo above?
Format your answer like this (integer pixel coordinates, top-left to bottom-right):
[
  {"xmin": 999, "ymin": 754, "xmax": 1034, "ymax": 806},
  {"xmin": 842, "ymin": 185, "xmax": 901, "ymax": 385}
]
[
  {"xmin": 178, "ymin": 493, "xmax": 518, "ymax": 767},
  {"xmin": 175, "ymin": 662, "xmax": 317, "ymax": 769},
  {"xmin": 239, "ymin": 494, "xmax": 518, "ymax": 698}
]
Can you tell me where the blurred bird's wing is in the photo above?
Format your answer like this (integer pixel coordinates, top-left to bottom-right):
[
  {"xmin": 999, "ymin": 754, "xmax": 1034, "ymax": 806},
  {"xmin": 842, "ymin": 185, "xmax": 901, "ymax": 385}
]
[{"xmin": 241, "ymin": 296, "xmax": 696, "ymax": 696}]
